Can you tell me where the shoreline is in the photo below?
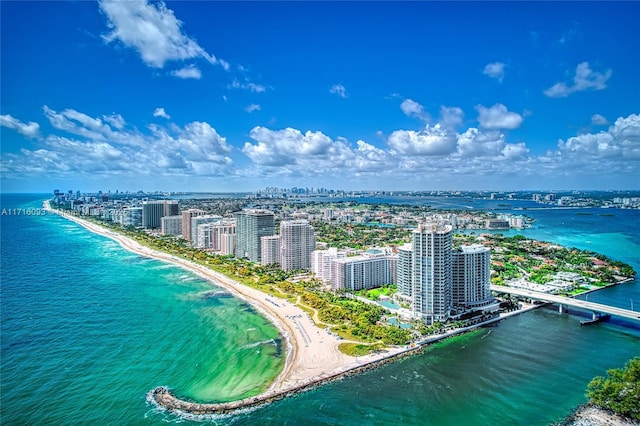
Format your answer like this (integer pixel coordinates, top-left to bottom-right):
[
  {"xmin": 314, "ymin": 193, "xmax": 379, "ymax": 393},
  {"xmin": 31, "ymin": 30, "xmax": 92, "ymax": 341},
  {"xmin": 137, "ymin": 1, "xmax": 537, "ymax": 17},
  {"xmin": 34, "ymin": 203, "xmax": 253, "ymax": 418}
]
[
  {"xmin": 565, "ymin": 404, "xmax": 638, "ymax": 426},
  {"xmin": 44, "ymin": 202, "xmax": 541, "ymax": 417}
]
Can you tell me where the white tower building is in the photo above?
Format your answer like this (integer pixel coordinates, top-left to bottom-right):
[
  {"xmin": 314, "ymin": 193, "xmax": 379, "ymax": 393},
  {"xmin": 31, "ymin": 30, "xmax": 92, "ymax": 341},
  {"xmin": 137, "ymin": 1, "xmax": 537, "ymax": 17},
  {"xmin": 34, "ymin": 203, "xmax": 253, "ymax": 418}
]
[
  {"xmin": 279, "ymin": 220, "xmax": 316, "ymax": 271},
  {"xmin": 411, "ymin": 223, "xmax": 453, "ymax": 325},
  {"xmin": 311, "ymin": 247, "xmax": 346, "ymax": 283},
  {"xmin": 452, "ymin": 244, "xmax": 493, "ymax": 310},
  {"xmin": 261, "ymin": 235, "xmax": 281, "ymax": 266},
  {"xmin": 397, "ymin": 243, "xmax": 413, "ymax": 299}
]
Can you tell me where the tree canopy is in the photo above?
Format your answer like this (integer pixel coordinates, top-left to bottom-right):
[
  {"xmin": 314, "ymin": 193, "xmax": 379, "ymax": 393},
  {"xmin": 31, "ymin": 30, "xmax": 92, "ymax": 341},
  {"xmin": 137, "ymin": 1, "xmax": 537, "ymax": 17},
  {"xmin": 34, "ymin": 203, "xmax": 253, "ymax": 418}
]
[{"xmin": 586, "ymin": 357, "xmax": 640, "ymax": 421}]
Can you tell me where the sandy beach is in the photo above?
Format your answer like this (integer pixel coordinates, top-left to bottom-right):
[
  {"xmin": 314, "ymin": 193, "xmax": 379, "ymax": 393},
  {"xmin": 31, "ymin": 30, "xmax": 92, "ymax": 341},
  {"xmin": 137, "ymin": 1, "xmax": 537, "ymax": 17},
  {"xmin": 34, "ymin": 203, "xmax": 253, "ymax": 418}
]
[
  {"xmin": 44, "ymin": 202, "xmax": 545, "ymax": 414},
  {"xmin": 43, "ymin": 203, "xmax": 409, "ymax": 397}
]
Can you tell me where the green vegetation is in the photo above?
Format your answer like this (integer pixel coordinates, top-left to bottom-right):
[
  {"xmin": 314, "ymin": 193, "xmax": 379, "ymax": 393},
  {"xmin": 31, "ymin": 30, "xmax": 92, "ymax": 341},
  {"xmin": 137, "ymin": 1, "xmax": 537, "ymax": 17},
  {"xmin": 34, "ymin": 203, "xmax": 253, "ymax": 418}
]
[
  {"xmin": 469, "ymin": 233, "xmax": 635, "ymax": 291},
  {"xmin": 49, "ymin": 202, "xmax": 635, "ymax": 358},
  {"xmin": 313, "ymin": 221, "xmax": 411, "ymax": 250},
  {"xmin": 338, "ymin": 342, "xmax": 387, "ymax": 357},
  {"xmin": 49, "ymin": 206, "xmax": 415, "ymax": 351},
  {"xmin": 586, "ymin": 357, "xmax": 640, "ymax": 421},
  {"xmin": 354, "ymin": 284, "xmax": 397, "ymax": 300}
]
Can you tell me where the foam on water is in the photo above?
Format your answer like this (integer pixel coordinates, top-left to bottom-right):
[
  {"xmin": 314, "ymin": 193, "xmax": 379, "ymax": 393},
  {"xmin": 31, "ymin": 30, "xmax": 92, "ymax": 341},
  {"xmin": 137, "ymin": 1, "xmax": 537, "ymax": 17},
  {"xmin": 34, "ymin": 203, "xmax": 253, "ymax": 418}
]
[
  {"xmin": 2, "ymin": 195, "xmax": 639, "ymax": 425},
  {"xmin": 1, "ymin": 194, "xmax": 284, "ymax": 424}
]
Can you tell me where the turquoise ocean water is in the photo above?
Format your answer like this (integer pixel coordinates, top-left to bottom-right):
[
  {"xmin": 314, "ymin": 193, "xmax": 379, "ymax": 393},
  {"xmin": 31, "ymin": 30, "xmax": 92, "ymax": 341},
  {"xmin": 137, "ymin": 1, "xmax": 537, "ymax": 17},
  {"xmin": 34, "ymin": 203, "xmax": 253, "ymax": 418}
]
[{"xmin": 1, "ymin": 194, "xmax": 639, "ymax": 425}]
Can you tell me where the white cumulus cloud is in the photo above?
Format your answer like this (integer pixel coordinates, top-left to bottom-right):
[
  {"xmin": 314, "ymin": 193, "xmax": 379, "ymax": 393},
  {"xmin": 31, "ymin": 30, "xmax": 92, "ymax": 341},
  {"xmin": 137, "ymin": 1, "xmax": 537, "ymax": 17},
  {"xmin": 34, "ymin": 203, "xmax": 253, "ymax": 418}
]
[
  {"xmin": 387, "ymin": 124, "xmax": 457, "ymax": 156},
  {"xmin": 475, "ymin": 103, "xmax": 523, "ymax": 130},
  {"xmin": 102, "ymin": 113, "xmax": 125, "ymax": 129},
  {"xmin": 400, "ymin": 99, "xmax": 430, "ymax": 122},
  {"xmin": 591, "ymin": 114, "xmax": 609, "ymax": 126},
  {"xmin": 99, "ymin": 0, "xmax": 228, "ymax": 70},
  {"xmin": 3, "ymin": 106, "xmax": 234, "ymax": 180},
  {"xmin": 526, "ymin": 114, "xmax": 640, "ymax": 185},
  {"xmin": 558, "ymin": 114, "xmax": 640, "ymax": 160},
  {"xmin": 153, "ymin": 108, "xmax": 170, "ymax": 119},
  {"xmin": 229, "ymin": 78, "xmax": 267, "ymax": 93},
  {"xmin": 439, "ymin": 106, "xmax": 464, "ymax": 129},
  {"xmin": 482, "ymin": 62, "xmax": 505, "ymax": 82},
  {"xmin": 241, "ymin": 127, "xmax": 395, "ymax": 179},
  {"xmin": 171, "ymin": 64, "xmax": 202, "ymax": 79},
  {"xmin": 456, "ymin": 128, "xmax": 506, "ymax": 158},
  {"xmin": 502, "ymin": 142, "xmax": 529, "ymax": 160},
  {"xmin": 245, "ymin": 104, "xmax": 261, "ymax": 113},
  {"xmin": 544, "ymin": 62, "xmax": 612, "ymax": 98},
  {"xmin": 329, "ymin": 84, "xmax": 347, "ymax": 98},
  {"xmin": 243, "ymin": 127, "xmax": 334, "ymax": 166},
  {"xmin": 0, "ymin": 114, "xmax": 41, "ymax": 139}
]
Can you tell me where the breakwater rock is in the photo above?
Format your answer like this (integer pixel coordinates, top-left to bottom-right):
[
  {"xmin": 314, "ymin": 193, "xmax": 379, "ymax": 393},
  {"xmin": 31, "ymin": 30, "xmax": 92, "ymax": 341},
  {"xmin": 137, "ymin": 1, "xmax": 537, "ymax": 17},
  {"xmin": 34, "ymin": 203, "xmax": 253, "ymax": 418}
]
[{"xmin": 149, "ymin": 344, "xmax": 426, "ymax": 417}]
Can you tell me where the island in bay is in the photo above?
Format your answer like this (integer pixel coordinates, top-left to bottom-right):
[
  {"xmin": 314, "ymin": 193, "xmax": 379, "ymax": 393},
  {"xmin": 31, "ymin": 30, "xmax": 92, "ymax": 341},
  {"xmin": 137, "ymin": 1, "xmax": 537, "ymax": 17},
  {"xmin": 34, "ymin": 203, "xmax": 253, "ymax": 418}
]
[{"xmin": 44, "ymin": 188, "xmax": 638, "ymax": 421}]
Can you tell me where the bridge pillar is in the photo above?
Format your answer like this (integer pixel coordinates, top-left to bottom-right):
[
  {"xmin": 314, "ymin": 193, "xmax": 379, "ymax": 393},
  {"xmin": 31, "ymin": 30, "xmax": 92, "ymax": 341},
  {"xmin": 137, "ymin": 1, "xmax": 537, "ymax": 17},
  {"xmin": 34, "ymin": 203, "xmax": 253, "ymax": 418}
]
[
  {"xmin": 559, "ymin": 304, "xmax": 564, "ymax": 314},
  {"xmin": 592, "ymin": 311, "xmax": 598, "ymax": 321}
]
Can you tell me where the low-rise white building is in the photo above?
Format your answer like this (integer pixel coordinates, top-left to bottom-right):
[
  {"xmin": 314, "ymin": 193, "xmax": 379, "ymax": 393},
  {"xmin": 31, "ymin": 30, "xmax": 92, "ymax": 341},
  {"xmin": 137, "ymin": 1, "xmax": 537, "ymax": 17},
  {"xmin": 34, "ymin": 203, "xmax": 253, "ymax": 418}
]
[
  {"xmin": 311, "ymin": 247, "xmax": 347, "ymax": 283},
  {"xmin": 330, "ymin": 249, "xmax": 397, "ymax": 291}
]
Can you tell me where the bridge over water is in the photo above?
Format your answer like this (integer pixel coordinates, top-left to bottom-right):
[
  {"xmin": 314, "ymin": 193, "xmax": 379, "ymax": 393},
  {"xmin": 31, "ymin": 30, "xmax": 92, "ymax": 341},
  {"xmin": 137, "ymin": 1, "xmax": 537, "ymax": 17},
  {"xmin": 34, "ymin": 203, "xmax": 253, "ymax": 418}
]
[{"xmin": 490, "ymin": 285, "xmax": 640, "ymax": 322}]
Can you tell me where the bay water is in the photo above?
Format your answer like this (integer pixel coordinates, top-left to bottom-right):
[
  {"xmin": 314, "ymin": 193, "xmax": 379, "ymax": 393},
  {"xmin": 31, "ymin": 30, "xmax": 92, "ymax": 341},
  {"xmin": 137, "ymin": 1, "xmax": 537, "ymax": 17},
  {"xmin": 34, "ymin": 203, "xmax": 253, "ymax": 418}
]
[{"xmin": 1, "ymin": 193, "xmax": 638, "ymax": 425}]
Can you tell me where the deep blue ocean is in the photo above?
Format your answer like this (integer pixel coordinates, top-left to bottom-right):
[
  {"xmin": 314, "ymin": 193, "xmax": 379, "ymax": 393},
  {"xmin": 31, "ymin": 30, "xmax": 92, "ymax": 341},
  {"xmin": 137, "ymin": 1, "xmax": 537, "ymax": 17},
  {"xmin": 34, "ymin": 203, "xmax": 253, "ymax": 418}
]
[{"xmin": 1, "ymin": 193, "xmax": 639, "ymax": 425}]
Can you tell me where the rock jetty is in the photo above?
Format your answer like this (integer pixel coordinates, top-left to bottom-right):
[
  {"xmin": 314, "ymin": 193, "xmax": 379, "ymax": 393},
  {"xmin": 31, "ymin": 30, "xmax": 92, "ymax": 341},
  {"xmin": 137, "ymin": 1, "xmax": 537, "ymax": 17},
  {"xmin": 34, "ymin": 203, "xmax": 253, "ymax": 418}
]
[{"xmin": 150, "ymin": 344, "xmax": 425, "ymax": 416}]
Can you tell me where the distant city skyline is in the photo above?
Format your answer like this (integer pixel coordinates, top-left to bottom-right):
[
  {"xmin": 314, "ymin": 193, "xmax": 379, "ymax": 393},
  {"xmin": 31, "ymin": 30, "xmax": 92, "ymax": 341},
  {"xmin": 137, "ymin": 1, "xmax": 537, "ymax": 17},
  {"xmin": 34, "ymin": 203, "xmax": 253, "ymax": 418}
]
[{"xmin": 1, "ymin": 1, "xmax": 639, "ymax": 193}]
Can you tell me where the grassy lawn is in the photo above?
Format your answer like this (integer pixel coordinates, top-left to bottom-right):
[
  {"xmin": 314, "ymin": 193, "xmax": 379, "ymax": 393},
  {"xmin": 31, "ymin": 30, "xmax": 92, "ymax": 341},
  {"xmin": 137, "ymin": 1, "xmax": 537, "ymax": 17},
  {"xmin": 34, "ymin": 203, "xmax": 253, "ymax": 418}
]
[
  {"xmin": 338, "ymin": 342, "xmax": 386, "ymax": 356},
  {"xmin": 566, "ymin": 286, "xmax": 591, "ymax": 296},
  {"xmin": 356, "ymin": 285, "xmax": 397, "ymax": 300}
]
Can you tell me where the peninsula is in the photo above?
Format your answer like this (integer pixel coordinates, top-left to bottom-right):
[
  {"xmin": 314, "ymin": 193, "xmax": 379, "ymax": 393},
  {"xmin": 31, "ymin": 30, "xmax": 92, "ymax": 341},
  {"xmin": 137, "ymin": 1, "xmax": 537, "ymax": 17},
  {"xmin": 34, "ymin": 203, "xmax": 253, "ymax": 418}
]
[
  {"xmin": 43, "ymin": 201, "xmax": 538, "ymax": 416},
  {"xmin": 44, "ymin": 192, "xmax": 636, "ymax": 417}
]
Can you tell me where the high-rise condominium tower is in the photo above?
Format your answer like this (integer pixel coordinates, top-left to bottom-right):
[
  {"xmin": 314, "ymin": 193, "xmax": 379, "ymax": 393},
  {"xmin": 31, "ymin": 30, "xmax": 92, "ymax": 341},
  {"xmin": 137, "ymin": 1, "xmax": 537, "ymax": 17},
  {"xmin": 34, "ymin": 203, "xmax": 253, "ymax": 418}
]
[
  {"xmin": 234, "ymin": 209, "xmax": 275, "ymax": 262},
  {"xmin": 452, "ymin": 244, "xmax": 492, "ymax": 309},
  {"xmin": 181, "ymin": 209, "xmax": 206, "ymax": 242},
  {"xmin": 261, "ymin": 235, "xmax": 281, "ymax": 266},
  {"xmin": 190, "ymin": 215, "xmax": 222, "ymax": 244},
  {"xmin": 411, "ymin": 223, "xmax": 453, "ymax": 324},
  {"xmin": 397, "ymin": 243, "xmax": 413, "ymax": 299},
  {"xmin": 142, "ymin": 200, "xmax": 179, "ymax": 229},
  {"xmin": 279, "ymin": 220, "xmax": 316, "ymax": 271}
]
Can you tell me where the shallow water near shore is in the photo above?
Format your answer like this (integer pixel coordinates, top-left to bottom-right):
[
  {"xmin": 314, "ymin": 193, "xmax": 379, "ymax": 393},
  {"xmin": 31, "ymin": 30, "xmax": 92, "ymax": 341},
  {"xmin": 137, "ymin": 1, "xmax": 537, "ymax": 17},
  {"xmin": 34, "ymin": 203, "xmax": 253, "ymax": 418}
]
[
  {"xmin": 1, "ymin": 194, "xmax": 639, "ymax": 425},
  {"xmin": 1, "ymin": 194, "xmax": 283, "ymax": 424}
]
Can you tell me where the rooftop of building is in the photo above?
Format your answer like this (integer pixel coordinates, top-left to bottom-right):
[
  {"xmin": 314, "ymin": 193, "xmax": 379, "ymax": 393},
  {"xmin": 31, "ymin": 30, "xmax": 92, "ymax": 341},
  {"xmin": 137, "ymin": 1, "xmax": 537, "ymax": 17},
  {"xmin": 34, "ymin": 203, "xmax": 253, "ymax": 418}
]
[{"xmin": 456, "ymin": 244, "xmax": 490, "ymax": 254}]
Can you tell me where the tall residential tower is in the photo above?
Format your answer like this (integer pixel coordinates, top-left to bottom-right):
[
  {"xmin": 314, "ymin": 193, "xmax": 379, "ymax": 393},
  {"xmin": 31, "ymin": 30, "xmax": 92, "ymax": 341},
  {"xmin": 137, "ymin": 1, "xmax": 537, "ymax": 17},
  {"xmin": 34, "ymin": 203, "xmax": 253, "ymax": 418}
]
[
  {"xmin": 181, "ymin": 209, "xmax": 206, "ymax": 242},
  {"xmin": 234, "ymin": 209, "xmax": 275, "ymax": 263},
  {"xmin": 411, "ymin": 223, "xmax": 453, "ymax": 325},
  {"xmin": 452, "ymin": 244, "xmax": 493, "ymax": 310},
  {"xmin": 279, "ymin": 220, "xmax": 316, "ymax": 271},
  {"xmin": 142, "ymin": 200, "xmax": 179, "ymax": 229}
]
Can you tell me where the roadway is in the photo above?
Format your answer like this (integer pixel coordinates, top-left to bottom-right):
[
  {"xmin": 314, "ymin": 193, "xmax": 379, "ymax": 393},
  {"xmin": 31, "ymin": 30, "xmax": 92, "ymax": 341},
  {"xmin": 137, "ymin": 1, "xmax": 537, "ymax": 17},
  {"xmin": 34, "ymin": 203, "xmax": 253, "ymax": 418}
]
[{"xmin": 490, "ymin": 285, "xmax": 640, "ymax": 322}]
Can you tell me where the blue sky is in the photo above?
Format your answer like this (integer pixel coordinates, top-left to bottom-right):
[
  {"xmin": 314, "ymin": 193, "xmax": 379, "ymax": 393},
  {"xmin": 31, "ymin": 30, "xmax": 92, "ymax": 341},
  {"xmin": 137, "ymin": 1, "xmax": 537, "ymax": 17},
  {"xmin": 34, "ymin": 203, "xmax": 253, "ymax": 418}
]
[{"xmin": 1, "ymin": 1, "xmax": 638, "ymax": 193}]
